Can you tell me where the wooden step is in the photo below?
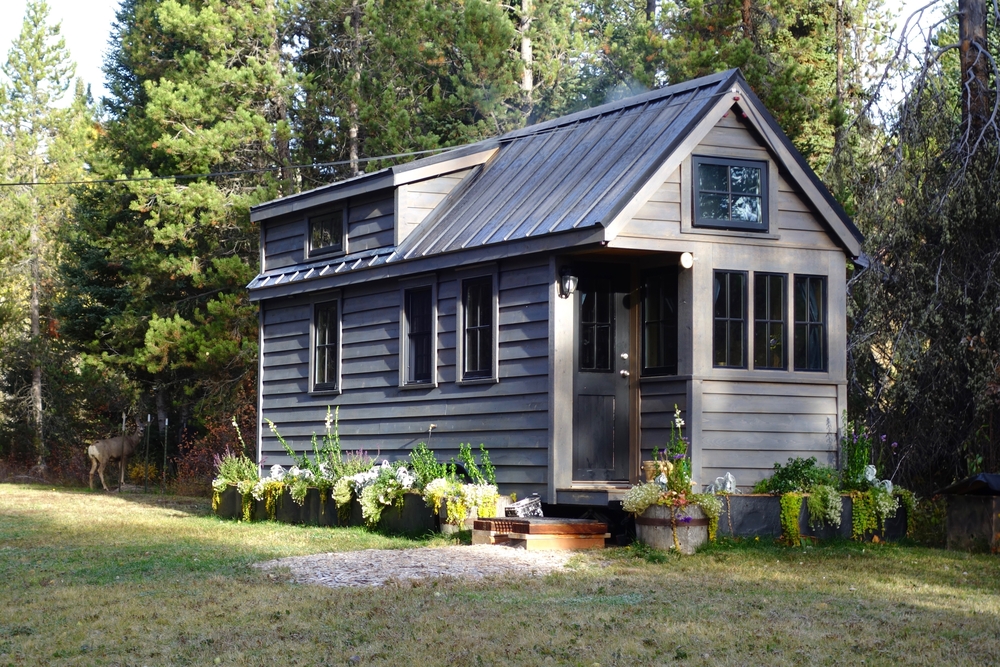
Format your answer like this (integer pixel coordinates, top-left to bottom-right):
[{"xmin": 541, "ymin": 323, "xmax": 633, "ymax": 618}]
[{"xmin": 472, "ymin": 517, "xmax": 608, "ymax": 550}]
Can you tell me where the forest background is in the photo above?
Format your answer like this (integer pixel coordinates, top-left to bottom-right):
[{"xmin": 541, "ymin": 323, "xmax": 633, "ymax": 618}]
[{"xmin": 0, "ymin": 0, "xmax": 997, "ymax": 496}]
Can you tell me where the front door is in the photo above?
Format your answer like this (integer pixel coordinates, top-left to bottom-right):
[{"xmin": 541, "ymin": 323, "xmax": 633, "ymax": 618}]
[{"xmin": 573, "ymin": 266, "xmax": 630, "ymax": 482}]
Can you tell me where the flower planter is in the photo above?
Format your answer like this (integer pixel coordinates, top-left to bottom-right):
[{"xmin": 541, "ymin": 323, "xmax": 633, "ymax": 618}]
[
  {"xmin": 635, "ymin": 504, "xmax": 708, "ymax": 555},
  {"xmin": 439, "ymin": 495, "xmax": 513, "ymax": 534},
  {"xmin": 214, "ymin": 485, "xmax": 243, "ymax": 520},
  {"xmin": 300, "ymin": 487, "xmax": 339, "ymax": 527},
  {"xmin": 349, "ymin": 492, "xmax": 437, "ymax": 534},
  {"xmin": 716, "ymin": 494, "xmax": 908, "ymax": 542}
]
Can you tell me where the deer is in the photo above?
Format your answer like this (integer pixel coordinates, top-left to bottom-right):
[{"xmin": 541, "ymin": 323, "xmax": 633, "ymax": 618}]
[{"xmin": 88, "ymin": 416, "xmax": 146, "ymax": 492}]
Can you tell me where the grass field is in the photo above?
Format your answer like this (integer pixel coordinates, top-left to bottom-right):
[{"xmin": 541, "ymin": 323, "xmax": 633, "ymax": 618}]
[{"xmin": 1, "ymin": 485, "xmax": 998, "ymax": 666}]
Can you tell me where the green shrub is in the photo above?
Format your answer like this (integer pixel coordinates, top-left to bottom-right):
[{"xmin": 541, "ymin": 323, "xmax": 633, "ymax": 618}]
[{"xmin": 753, "ymin": 457, "xmax": 839, "ymax": 494}]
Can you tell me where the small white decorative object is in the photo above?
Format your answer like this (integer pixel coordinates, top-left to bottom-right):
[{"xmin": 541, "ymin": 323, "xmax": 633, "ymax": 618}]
[{"xmin": 864, "ymin": 465, "xmax": 878, "ymax": 483}]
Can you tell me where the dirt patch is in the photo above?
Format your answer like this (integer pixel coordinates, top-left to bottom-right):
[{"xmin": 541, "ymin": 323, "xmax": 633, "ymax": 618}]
[{"xmin": 255, "ymin": 545, "xmax": 578, "ymax": 588}]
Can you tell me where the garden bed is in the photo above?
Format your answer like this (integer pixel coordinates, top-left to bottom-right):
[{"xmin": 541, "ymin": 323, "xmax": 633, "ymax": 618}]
[
  {"xmin": 214, "ymin": 485, "xmax": 436, "ymax": 533},
  {"xmin": 716, "ymin": 494, "xmax": 907, "ymax": 542}
]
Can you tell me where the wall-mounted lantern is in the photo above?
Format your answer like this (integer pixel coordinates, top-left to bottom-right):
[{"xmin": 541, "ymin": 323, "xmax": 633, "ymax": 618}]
[
  {"xmin": 558, "ymin": 267, "xmax": 579, "ymax": 299},
  {"xmin": 680, "ymin": 252, "xmax": 695, "ymax": 269}
]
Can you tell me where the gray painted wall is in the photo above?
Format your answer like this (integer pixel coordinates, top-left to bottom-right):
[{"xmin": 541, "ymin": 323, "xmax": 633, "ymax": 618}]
[{"xmin": 259, "ymin": 256, "xmax": 551, "ymax": 500}]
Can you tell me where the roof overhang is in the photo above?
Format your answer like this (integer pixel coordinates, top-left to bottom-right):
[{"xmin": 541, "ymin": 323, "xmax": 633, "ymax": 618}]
[{"xmin": 249, "ymin": 142, "xmax": 499, "ymax": 223}]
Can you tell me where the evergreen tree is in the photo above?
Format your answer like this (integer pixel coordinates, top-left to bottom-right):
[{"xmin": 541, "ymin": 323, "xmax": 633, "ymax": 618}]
[
  {"xmin": 0, "ymin": 1, "xmax": 93, "ymax": 468},
  {"xmin": 58, "ymin": 0, "xmax": 292, "ymax": 443}
]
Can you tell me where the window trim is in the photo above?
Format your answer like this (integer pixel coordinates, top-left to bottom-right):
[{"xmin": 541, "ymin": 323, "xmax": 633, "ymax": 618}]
[
  {"xmin": 793, "ymin": 274, "xmax": 828, "ymax": 372},
  {"xmin": 306, "ymin": 207, "xmax": 347, "ymax": 259},
  {"xmin": 399, "ymin": 276, "xmax": 438, "ymax": 389},
  {"xmin": 692, "ymin": 155, "xmax": 769, "ymax": 233},
  {"xmin": 752, "ymin": 272, "xmax": 787, "ymax": 371},
  {"xmin": 641, "ymin": 268, "xmax": 679, "ymax": 377},
  {"xmin": 310, "ymin": 294, "xmax": 342, "ymax": 394},
  {"xmin": 713, "ymin": 270, "xmax": 748, "ymax": 369},
  {"xmin": 456, "ymin": 266, "xmax": 499, "ymax": 385}
]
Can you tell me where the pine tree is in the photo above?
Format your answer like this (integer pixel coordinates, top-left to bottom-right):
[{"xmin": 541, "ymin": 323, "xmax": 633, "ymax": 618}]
[
  {"xmin": 58, "ymin": 0, "xmax": 292, "ymax": 440},
  {"xmin": 0, "ymin": 1, "xmax": 93, "ymax": 469}
]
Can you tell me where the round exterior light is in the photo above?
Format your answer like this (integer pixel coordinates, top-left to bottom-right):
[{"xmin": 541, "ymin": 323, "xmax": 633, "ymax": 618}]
[{"xmin": 680, "ymin": 252, "xmax": 694, "ymax": 269}]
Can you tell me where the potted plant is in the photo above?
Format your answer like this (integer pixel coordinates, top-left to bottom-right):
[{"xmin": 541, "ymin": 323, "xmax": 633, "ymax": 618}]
[{"xmin": 624, "ymin": 407, "xmax": 720, "ymax": 554}]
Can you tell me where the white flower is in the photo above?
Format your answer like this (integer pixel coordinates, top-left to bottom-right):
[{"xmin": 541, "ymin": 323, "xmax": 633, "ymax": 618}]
[
  {"xmin": 863, "ymin": 465, "xmax": 877, "ymax": 483},
  {"xmin": 269, "ymin": 464, "xmax": 286, "ymax": 481},
  {"xmin": 288, "ymin": 466, "xmax": 301, "ymax": 478},
  {"xmin": 395, "ymin": 466, "xmax": 416, "ymax": 489}
]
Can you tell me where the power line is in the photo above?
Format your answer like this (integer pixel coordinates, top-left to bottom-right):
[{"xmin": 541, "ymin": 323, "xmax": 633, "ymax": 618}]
[{"xmin": 0, "ymin": 146, "xmax": 462, "ymax": 188}]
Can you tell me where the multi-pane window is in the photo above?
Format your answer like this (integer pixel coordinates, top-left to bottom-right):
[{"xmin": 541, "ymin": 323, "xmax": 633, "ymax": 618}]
[
  {"xmin": 405, "ymin": 287, "xmax": 433, "ymax": 384},
  {"xmin": 794, "ymin": 276, "xmax": 827, "ymax": 371},
  {"xmin": 313, "ymin": 300, "xmax": 339, "ymax": 391},
  {"xmin": 309, "ymin": 209, "xmax": 344, "ymax": 256},
  {"xmin": 579, "ymin": 278, "xmax": 614, "ymax": 372},
  {"xmin": 642, "ymin": 271, "xmax": 678, "ymax": 376},
  {"xmin": 753, "ymin": 273, "xmax": 786, "ymax": 369},
  {"xmin": 694, "ymin": 156, "xmax": 767, "ymax": 232},
  {"xmin": 462, "ymin": 276, "xmax": 493, "ymax": 379},
  {"xmin": 713, "ymin": 271, "xmax": 746, "ymax": 368}
]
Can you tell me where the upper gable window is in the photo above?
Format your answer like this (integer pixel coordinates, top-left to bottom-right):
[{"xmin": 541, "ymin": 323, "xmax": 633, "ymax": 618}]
[
  {"xmin": 693, "ymin": 156, "xmax": 768, "ymax": 232},
  {"xmin": 308, "ymin": 208, "xmax": 345, "ymax": 257}
]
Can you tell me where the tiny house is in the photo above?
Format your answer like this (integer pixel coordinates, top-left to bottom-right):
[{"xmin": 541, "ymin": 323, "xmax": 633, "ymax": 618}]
[{"xmin": 247, "ymin": 69, "xmax": 862, "ymax": 505}]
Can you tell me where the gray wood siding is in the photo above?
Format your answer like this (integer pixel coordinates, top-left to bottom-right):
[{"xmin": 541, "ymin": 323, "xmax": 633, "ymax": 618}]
[
  {"xmin": 698, "ymin": 379, "xmax": 839, "ymax": 485},
  {"xmin": 616, "ymin": 113, "xmax": 839, "ymax": 252},
  {"xmin": 396, "ymin": 169, "xmax": 472, "ymax": 245},
  {"xmin": 261, "ymin": 191, "xmax": 396, "ymax": 272},
  {"xmin": 639, "ymin": 377, "xmax": 687, "ymax": 460},
  {"xmin": 258, "ymin": 256, "xmax": 550, "ymax": 499}
]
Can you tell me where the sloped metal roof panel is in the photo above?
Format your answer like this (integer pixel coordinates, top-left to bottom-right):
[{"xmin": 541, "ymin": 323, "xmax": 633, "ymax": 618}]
[{"xmin": 397, "ymin": 76, "xmax": 732, "ymax": 259}]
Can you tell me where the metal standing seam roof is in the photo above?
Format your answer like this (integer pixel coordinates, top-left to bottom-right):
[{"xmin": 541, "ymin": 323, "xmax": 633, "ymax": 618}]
[
  {"xmin": 247, "ymin": 68, "xmax": 862, "ymax": 292},
  {"xmin": 394, "ymin": 71, "xmax": 739, "ymax": 260}
]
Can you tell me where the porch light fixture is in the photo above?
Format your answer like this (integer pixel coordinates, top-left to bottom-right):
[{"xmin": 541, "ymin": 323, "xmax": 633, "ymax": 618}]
[
  {"xmin": 558, "ymin": 267, "xmax": 579, "ymax": 299},
  {"xmin": 680, "ymin": 252, "xmax": 695, "ymax": 269}
]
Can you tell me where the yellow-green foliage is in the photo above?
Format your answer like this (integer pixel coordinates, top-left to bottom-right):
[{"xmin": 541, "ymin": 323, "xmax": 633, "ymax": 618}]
[{"xmin": 780, "ymin": 492, "xmax": 803, "ymax": 546}]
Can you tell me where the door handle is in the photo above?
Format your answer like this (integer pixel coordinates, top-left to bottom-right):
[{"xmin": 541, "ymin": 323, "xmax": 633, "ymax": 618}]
[
  {"xmin": 620, "ymin": 353, "xmax": 629, "ymax": 360},
  {"xmin": 620, "ymin": 370, "xmax": 630, "ymax": 377}
]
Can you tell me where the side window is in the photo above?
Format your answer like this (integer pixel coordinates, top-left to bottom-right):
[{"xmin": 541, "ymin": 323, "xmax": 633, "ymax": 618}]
[
  {"xmin": 308, "ymin": 208, "xmax": 345, "ymax": 257},
  {"xmin": 313, "ymin": 300, "xmax": 340, "ymax": 392},
  {"xmin": 753, "ymin": 273, "xmax": 786, "ymax": 370},
  {"xmin": 794, "ymin": 275, "xmax": 827, "ymax": 371},
  {"xmin": 401, "ymin": 285, "xmax": 435, "ymax": 385},
  {"xmin": 642, "ymin": 270, "xmax": 678, "ymax": 376},
  {"xmin": 693, "ymin": 156, "xmax": 767, "ymax": 232},
  {"xmin": 713, "ymin": 271, "xmax": 746, "ymax": 368},
  {"xmin": 461, "ymin": 276, "xmax": 495, "ymax": 381}
]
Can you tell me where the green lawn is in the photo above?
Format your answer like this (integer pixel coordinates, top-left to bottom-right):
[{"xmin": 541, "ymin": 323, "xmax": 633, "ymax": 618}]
[{"xmin": 0, "ymin": 485, "xmax": 998, "ymax": 666}]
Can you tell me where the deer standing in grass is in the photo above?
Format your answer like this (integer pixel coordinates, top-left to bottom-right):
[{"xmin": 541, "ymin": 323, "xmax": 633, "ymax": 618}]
[{"xmin": 88, "ymin": 417, "xmax": 145, "ymax": 491}]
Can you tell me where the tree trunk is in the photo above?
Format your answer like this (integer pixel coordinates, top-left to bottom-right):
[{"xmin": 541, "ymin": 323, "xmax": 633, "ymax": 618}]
[
  {"xmin": 348, "ymin": 0, "xmax": 362, "ymax": 177},
  {"xmin": 29, "ymin": 166, "xmax": 44, "ymax": 473},
  {"xmin": 833, "ymin": 0, "xmax": 845, "ymax": 156},
  {"xmin": 741, "ymin": 0, "xmax": 753, "ymax": 40},
  {"xmin": 520, "ymin": 0, "xmax": 533, "ymax": 94},
  {"xmin": 959, "ymin": 0, "xmax": 989, "ymax": 138},
  {"xmin": 646, "ymin": 0, "xmax": 657, "ymax": 21}
]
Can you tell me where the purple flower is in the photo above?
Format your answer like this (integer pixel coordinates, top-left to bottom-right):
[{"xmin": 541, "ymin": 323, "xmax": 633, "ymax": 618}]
[
  {"xmin": 880, "ymin": 434, "xmax": 887, "ymax": 443},
  {"xmin": 672, "ymin": 453, "xmax": 685, "ymax": 460},
  {"xmin": 891, "ymin": 442, "xmax": 898, "ymax": 449},
  {"xmin": 681, "ymin": 515, "xmax": 692, "ymax": 523}
]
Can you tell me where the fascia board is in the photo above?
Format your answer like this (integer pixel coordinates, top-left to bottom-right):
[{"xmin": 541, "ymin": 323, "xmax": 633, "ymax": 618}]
[
  {"xmin": 247, "ymin": 226, "xmax": 605, "ymax": 302},
  {"xmin": 390, "ymin": 147, "xmax": 498, "ymax": 186}
]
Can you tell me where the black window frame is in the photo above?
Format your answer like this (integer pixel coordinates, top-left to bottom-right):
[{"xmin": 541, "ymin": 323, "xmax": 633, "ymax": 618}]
[
  {"xmin": 713, "ymin": 270, "xmax": 747, "ymax": 368},
  {"xmin": 460, "ymin": 275, "xmax": 496, "ymax": 382},
  {"xmin": 312, "ymin": 299, "xmax": 340, "ymax": 393},
  {"xmin": 641, "ymin": 269, "xmax": 679, "ymax": 376},
  {"xmin": 401, "ymin": 285, "xmax": 435, "ymax": 386},
  {"xmin": 753, "ymin": 272, "xmax": 787, "ymax": 370},
  {"xmin": 693, "ymin": 155, "xmax": 768, "ymax": 232},
  {"xmin": 794, "ymin": 275, "xmax": 827, "ymax": 372},
  {"xmin": 307, "ymin": 208, "xmax": 346, "ymax": 258}
]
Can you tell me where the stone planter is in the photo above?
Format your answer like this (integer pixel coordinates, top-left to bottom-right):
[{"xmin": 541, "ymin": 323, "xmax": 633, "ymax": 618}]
[{"xmin": 635, "ymin": 504, "xmax": 708, "ymax": 555}]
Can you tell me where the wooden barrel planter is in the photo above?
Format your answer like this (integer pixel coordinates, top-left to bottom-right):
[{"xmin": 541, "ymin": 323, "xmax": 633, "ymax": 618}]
[{"xmin": 635, "ymin": 504, "xmax": 708, "ymax": 555}]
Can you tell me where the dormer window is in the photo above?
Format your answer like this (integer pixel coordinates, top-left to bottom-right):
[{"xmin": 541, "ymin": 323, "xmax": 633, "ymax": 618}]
[
  {"xmin": 693, "ymin": 156, "xmax": 767, "ymax": 232},
  {"xmin": 308, "ymin": 208, "xmax": 345, "ymax": 257}
]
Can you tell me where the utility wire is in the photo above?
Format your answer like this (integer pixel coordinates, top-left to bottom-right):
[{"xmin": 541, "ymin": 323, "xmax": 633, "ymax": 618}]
[
  {"xmin": 0, "ymin": 146, "xmax": 462, "ymax": 188},
  {"xmin": 0, "ymin": 88, "xmax": 734, "ymax": 189}
]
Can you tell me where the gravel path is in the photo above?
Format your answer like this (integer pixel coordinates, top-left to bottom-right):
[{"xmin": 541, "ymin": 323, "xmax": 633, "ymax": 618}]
[{"xmin": 255, "ymin": 545, "xmax": 577, "ymax": 588}]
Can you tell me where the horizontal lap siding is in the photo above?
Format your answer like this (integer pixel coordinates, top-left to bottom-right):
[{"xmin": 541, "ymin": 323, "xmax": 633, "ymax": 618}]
[
  {"xmin": 699, "ymin": 380, "xmax": 839, "ymax": 485},
  {"xmin": 259, "ymin": 256, "xmax": 550, "ymax": 499},
  {"xmin": 264, "ymin": 220, "xmax": 306, "ymax": 271},
  {"xmin": 639, "ymin": 378, "xmax": 688, "ymax": 459}
]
